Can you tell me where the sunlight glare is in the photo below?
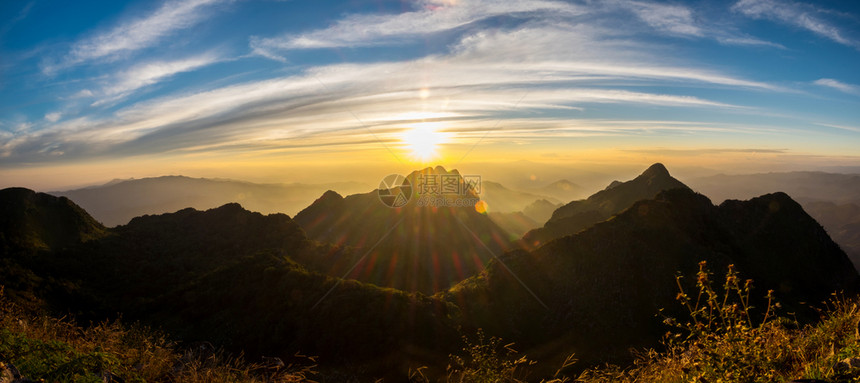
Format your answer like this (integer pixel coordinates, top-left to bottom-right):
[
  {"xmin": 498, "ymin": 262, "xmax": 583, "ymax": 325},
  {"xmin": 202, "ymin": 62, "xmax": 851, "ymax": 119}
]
[{"xmin": 402, "ymin": 122, "xmax": 449, "ymax": 162}]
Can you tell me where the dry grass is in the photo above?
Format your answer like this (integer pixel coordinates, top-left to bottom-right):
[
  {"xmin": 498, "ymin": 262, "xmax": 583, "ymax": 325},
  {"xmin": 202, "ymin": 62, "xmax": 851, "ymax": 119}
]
[
  {"xmin": 439, "ymin": 262, "xmax": 860, "ymax": 383},
  {"xmin": 576, "ymin": 262, "xmax": 860, "ymax": 383},
  {"xmin": 5, "ymin": 260, "xmax": 860, "ymax": 383},
  {"xmin": 0, "ymin": 286, "xmax": 317, "ymax": 383}
]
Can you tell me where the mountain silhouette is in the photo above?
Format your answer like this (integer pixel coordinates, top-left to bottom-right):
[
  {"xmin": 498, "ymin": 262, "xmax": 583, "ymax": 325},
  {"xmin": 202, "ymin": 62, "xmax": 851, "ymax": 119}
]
[
  {"xmin": 522, "ymin": 163, "xmax": 689, "ymax": 248},
  {"xmin": 0, "ymin": 188, "xmax": 106, "ymax": 253},
  {"xmin": 480, "ymin": 180, "xmax": 560, "ymax": 213},
  {"xmin": 808, "ymin": 201, "xmax": 860, "ymax": 268},
  {"xmin": 487, "ymin": 199, "xmax": 561, "ymax": 238},
  {"xmin": 93, "ymin": 203, "xmax": 456, "ymax": 378},
  {"xmin": 533, "ymin": 179, "xmax": 587, "ymax": 202},
  {"xmin": 447, "ymin": 187, "xmax": 859, "ymax": 370},
  {"xmin": 487, "ymin": 211, "xmax": 540, "ymax": 238},
  {"xmin": 522, "ymin": 198, "xmax": 562, "ymax": 223},
  {"xmin": 689, "ymin": 171, "xmax": 860, "ymax": 269},
  {"xmin": 0, "ymin": 190, "xmax": 457, "ymax": 379},
  {"xmin": 0, "ymin": 188, "xmax": 108, "ymax": 309},
  {"xmin": 53, "ymin": 175, "xmax": 369, "ymax": 226},
  {"xmin": 689, "ymin": 171, "xmax": 860, "ymax": 206},
  {"xmin": 3, "ymin": 174, "xmax": 858, "ymax": 380},
  {"xmin": 294, "ymin": 166, "xmax": 511, "ymax": 294}
]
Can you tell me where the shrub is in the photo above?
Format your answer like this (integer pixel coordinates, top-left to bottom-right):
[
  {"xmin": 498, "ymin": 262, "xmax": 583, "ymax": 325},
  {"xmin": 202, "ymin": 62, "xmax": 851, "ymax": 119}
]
[{"xmin": 576, "ymin": 261, "xmax": 860, "ymax": 383}]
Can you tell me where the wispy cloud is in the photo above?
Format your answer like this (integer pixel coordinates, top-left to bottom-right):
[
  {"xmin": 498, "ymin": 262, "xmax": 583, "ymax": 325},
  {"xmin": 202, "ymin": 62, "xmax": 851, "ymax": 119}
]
[
  {"xmin": 732, "ymin": 0, "xmax": 857, "ymax": 47},
  {"xmin": 0, "ymin": 1, "xmax": 34, "ymax": 38},
  {"xmin": 45, "ymin": 0, "xmax": 226, "ymax": 72},
  {"xmin": 0, "ymin": 43, "xmax": 756, "ymax": 165},
  {"xmin": 92, "ymin": 53, "xmax": 221, "ymax": 105},
  {"xmin": 44, "ymin": 113, "xmax": 62, "ymax": 123},
  {"xmin": 814, "ymin": 78, "xmax": 860, "ymax": 94},
  {"xmin": 0, "ymin": 0, "xmax": 821, "ymax": 167},
  {"xmin": 815, "ymin": 123, "xmax": 860, "ymax": 134},
  {"xmin": 623, "ymin": 147, "xmax": 788, "ymax": 156},
  {"xmin": 250, "ymin": 0, "xmax": 581, "ymax": 59},
  {"xmin": 715, "ymin": 35, "xmax": 786, "ymax": 49},
  {"xmin": 446, "ymin": 25, "xmax": 781, "ymax": 91},
  {"xmin": 618, "ymin": 0, "xmax": 703, "ymax": 37}
]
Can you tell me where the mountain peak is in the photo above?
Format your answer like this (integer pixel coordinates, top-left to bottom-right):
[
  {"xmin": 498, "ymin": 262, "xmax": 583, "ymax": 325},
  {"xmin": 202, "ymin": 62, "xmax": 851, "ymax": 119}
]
[
  {"xmin": 310, "ymin": 190, "xmax": 344, "ymax": 208},
  {"xmin": 0, "ymin": 187, "xmax": 106, "ymax": 252},
  {"xmin": 407, "ymin": 165, "xmax": 459, "ymax": 177},
  {"xmin": 319, "ymin": 190, "xmax": 343, "ymax": 201},
  {"xmin": 639, "ymin": 163, "xmax": 670, "ymax": 179},
  {"xmin": 523, "ymin": 163, "xmax": 690, "ymax": 248}
]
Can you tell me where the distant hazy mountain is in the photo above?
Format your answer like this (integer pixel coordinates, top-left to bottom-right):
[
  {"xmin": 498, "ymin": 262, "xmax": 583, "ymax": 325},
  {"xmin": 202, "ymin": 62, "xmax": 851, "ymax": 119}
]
[
  {"xmin": 487, "ymin": 211, "xmax": 540, "ymax": 239},
  {"xmin": 522, "ymin": 163, "xmax": 689, "ymax": 248},
  {"xmin": 529, "ymin": 179, "xmax": 587, "ymax": 202},
  {"xmin": 522, "ymin": 198, "xmax": 562, "ymax": 223},
  {"xmin": 480, "ymin": 180, "xmax": 560, "ymax": 213},
  {"xmin": 447, "ymin": 188, "xmax": 859, "ymax": 368},
  {"xmin": 802, "ymin": 201, "xmax": 860, "ymax": 269},
  {"xmin": 689, "ymin": 171, "xmax": 860, "ymax": 270},
  {"xmin": 689, "ymin": 171, "xmax": 860, "ymax": 205},
  {"xmin": 488, "ymin": 199, "xmax": 561, "ymax": 241},
  {"xmin": 52, "ymin": 175, "xmax": 370, "ymax": 227},
  {"xmin": 487, "ymin": 199, "xmax": 562, "ymax": 238},
  {"xmin": 294, "ymin": 166, "xmax": 511, "ymax": 294}
]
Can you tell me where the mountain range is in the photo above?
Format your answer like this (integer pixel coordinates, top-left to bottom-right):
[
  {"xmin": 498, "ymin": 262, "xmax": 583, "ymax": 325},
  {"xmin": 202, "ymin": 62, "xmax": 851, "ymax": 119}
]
[
  {"xmin": 689, "ymin": 171, "xmax": 860, "ymax": 205},
  {"xmin": 447, "ymin": 187, "xmax": 858, "ymax": 370},
  {"xmin": 293, "ymin": 166, "xmax": 512, "ymax": 294},
  {"xmin": 1, "ymin": 163, "xmax": 858, "ymax": 381},
  {"xmin": 52, "ymin": 175, "xmax": 370, "ymax": 227},
  {"xmin": 0, "ymin": 188, "xmax": 457, "ymax": 380},
  {"xmin": 521, "ymin": 163, "xmax": 689, "ymax": 248},
  {"xmin": 689, "ymin": 172, "xmax": 860, "ymax": 269}
]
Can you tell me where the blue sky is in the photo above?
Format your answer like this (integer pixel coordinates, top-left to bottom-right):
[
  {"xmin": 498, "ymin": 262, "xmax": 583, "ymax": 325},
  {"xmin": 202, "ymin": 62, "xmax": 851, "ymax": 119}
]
[{"xmin": 1, "ymin": 0, "xmax": 859, "ymax": 188}]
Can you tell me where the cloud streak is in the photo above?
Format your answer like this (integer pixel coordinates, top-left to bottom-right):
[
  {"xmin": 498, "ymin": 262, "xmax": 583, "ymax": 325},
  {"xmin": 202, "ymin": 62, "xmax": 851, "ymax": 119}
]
[
  {"xmin": 46, "ymin": 0, "xmax": 226, "ymax": 72},
  {"xmin": 250, "ymin": 0, "xmax": 582, "ymax": 59},
  {"xmin": 732, "ymin": 0, "xmax": 857, "ymax": 47},
  {"xmin": 3, "ymin": 0, "xmax": 853, "ymax": 170},
  {"xmin": 814, "ymin": 78, "xmax": 860, "ymax": 95},
  {"xmin": 619, "ymin": 0, "xmax": 703, "ymax": 37},
  {"xmin": 88, "ymin": 53, "xmax": 222, "ymax": 106},
  {"xmin": 0, "ymin": 47, "xmax": 756, "ymax": 165}
]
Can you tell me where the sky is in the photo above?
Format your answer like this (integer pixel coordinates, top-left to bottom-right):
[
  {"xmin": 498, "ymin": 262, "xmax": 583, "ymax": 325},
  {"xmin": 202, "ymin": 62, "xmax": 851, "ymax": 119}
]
[{"xmin": 1, "ymin": 0, "xmax": 859, "ymax": 190}]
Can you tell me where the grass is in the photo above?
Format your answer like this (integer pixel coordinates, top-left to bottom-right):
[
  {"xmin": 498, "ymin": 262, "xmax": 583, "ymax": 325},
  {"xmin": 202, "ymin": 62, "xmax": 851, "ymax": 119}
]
[
  {"xmin": 4, "ymin": 261, "xmax": 860, "ymax": 382},
  {"xmin": 441, "ymin": 261, "xmax": 860, "ymax": 383},
  {"xmin": 0, "ymin": 286, "xmax": 317, "ymax": 383},
  {"xmin": 571, "ymin": 261, "xmax": 860, "ymax": 383}
]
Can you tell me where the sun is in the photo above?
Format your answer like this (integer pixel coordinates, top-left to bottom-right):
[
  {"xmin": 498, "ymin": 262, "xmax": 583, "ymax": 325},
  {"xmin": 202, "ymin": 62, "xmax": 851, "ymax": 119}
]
[{"xmin": 401, "ymin": 122, "xmax": 449, "ymax": 162}]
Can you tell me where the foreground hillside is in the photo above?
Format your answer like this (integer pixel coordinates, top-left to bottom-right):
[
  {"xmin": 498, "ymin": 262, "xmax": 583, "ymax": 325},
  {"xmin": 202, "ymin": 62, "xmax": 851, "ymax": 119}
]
[
  {"xmin": 0, "ymin": 188, "xmax": 458, "ymax": 380},
  {"xmin": 448, "ymin": 188, "xmax": 859, "ymax": 370},
  {"xmin": 2, "ymin": 163, "xmax": 859, "ymax": 381},
  {"xmin": 4, "ymin": 268, "xmax": 860, "ymax": 383}
]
